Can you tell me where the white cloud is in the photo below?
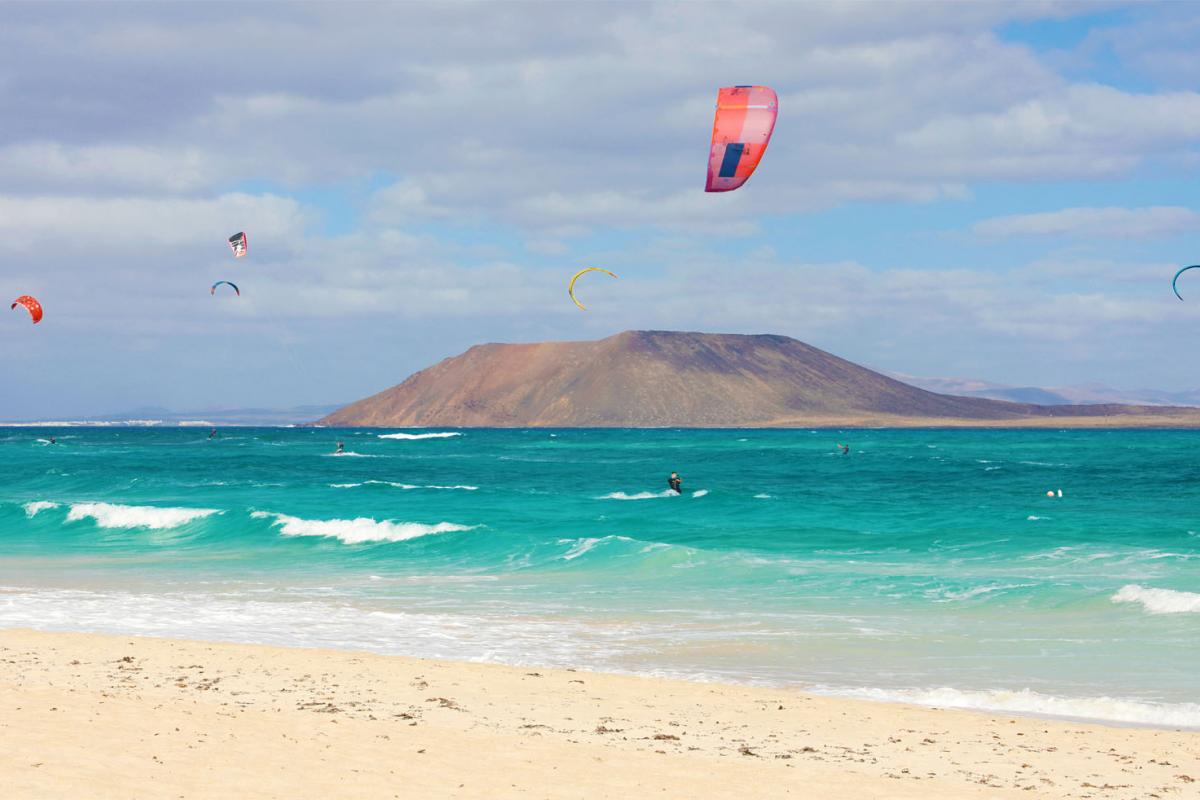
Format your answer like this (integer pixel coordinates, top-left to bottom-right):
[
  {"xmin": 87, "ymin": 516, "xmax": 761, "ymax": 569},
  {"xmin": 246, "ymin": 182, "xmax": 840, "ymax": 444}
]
[{"xmin": 973, "ymin": 206, "xmax": 1200, "ymax": 238}]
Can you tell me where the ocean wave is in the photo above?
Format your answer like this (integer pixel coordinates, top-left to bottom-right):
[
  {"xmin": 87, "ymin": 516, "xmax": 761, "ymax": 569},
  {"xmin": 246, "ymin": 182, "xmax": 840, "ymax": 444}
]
[
  {"xmin": 1112, "ymin": 584, "xmax": 1200, "ymax": 614},
  {"xmin": 818, "ymin": 685, "xmax": 1200, "ymax": 728},
  {"xmin": 560, "ymin": 535, "xmax": 637, "ymax": 561},
  {"xmin": 754, "ymin": 493, "xmax": 771, "ymax": 499},
  {"xmin": 926, "ymin": 584, "xmax": 1033, "ymax": 603},
  {"xmin": 66, "ymin": 502, "xmax": 220, "ymax": 530},
  {"xmin": 691, "ymin": 489, "xmax": 709, "ymax": 498},
  {"xmin": 323, "ymin": 451, "xmax": 378, "ymax": 458},
  {"xmin": 23, "ymin": 500, "xmax": 60, "ymax": 517},
  {"xmin": 251, "ymin": 511, "xmax": 476, "ymax": 544},
  {"xmin": 330, "ymin": 480, "xmax": 477, "ymax": 491},
  {"xmin": 378, "ymin": 432, "xmax": 462, "ymax": 440},
  {"xmin": 598, "ymin": 490, "xmax": 678, "ymax": 500}
]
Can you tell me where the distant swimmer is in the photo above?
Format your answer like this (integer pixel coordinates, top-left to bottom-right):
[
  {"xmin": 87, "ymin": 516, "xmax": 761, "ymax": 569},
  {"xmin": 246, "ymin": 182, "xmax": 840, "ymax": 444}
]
[
  {"xmin": 668, "ymin": 471, "xmax": 683, "ymax": 494},
  {"xmin": 208, "ymin": 428, "xmax": 217, "ymax": 440},
  {"xmin": 48, "ymin": 436, "xmax": 57, "ymax": 445},
  {"xmin": 838, "ymin": 443, "xmax": 849, "ymax": 455},
  {"xmin": 334, "ymin": 441, "xmax": 345, "ymax": 454}
]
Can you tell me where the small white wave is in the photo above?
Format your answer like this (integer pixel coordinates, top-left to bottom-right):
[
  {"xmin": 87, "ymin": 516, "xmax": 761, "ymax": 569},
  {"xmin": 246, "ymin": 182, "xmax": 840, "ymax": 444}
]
[
  {"xmin": 251, "ymin": 511, "xmax": 475, "ymax": 544},
  {"xmin": 330, "ymin": 481, "xmax": 477, "ymax": 491},
  {"xmin": 1026, "ymin": 515, "xmax": 1045, "ymax": 521},
  {"xmin": 754, "ymin": 493, "xmax": 771, "ymax": 499},
  {"xmin": 324, "ymin": 451, "xmax": 377, "ymax": 458},
  {"xmin": 691, "ymin": 489, "xmax": 709, "ymax": 498},
  {"xmin": 927, "ymin": 584, "xmax": 1032, "ymax": 602},
  {"xmin": 24, "ymin": 501, "xmax": 59, "ymax": 517},
  {"xmin": 378, "ymin": 432, "xmax": 462, "ymax": 440},
  {"xmin": 1112, "ymin": 584, "xmax": 1200, "ymax": 615},
  {"xmin": 820, "ymin": 685, "xmax": 1200, "ymax": 728},
  {"xmin": 67, "ymin": 502, "xmax": 219, "ymax": 530},
  {"xmin": 597, "ymin": 490, "xmax": 678, "ymax": 500},
  {"xmin": 561, "ymin": 535, "xmax": 636, "ymax": 561}
]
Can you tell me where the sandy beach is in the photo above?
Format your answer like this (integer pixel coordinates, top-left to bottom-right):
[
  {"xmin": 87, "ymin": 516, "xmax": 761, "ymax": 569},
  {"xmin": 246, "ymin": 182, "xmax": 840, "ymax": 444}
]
[{"xmin": 1, "ymin": 629, "xmax": 1195, "ymax": 799}]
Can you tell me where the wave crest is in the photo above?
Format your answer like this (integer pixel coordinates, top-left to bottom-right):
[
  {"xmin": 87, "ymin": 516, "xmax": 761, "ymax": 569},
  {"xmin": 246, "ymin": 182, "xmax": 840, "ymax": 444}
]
[
  {"xmin": 378, "ymin": 432, "xmax": 462, "ymax": 440},
  {"xmin": 66, "ymin": 502, "xmax": 220, "ymax": 530},
  {"xmin": 24, "ymin": 500, "xmax": 59, "ymax": 517},
  {"xmin": 1112, "ymin": 584, "xmax": 1200, "ymax": 614},
  {"xmin": 251, "ymin": 511, "xmax": 475, "ymax": 544}
]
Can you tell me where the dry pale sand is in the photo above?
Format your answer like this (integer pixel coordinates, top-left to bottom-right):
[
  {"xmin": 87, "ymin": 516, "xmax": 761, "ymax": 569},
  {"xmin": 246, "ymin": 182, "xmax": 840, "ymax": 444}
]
[{"xmin": 1, "ymin": 629, "xmax": 1196, "ymax": 799}]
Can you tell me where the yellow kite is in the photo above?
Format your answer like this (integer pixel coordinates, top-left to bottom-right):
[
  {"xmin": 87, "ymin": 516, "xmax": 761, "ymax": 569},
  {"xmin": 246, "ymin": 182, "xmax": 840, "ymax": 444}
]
[{"xmin": 567, "ymin": 268, "xmax": 617, "ymax": 311}]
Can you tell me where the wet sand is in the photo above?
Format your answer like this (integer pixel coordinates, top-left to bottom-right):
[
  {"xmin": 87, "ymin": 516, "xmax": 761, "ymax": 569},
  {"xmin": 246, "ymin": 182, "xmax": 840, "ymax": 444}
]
[{"xmin": 1, "ymin": 629, "xmax": 1196, "ymax": 799}]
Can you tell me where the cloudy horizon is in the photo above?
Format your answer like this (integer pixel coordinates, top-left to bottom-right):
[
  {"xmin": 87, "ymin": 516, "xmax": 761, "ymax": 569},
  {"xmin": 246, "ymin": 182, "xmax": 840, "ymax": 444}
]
[{"xmin": 2, "ymin": 1, "xmax": 1198, "ymax": 419}]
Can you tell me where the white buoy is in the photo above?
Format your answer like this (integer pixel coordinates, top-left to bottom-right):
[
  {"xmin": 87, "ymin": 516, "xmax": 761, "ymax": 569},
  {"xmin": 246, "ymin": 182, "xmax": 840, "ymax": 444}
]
[{"xmin": 1057, "ymin": 489, "xmax": 1063, "ymax": 498}]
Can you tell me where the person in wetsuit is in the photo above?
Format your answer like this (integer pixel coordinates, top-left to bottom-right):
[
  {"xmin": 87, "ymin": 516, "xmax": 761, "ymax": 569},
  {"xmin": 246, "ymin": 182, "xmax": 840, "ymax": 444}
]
[
  {"xmin": 668, "ymin": 471, "xmax": 682, "ymax": 494},
  {"xmin": 839, "ymin": 443, "xmax": 849, "ymax": 455},
  {"xmin": 334, "ymin": 441, "xmax": 345, "ymax": 454}
]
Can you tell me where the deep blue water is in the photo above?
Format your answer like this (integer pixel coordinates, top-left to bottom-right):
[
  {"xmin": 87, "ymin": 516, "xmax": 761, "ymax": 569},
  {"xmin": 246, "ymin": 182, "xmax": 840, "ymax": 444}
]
[{"xmin": 1, "ymin": 426, "xmax": 1197, "ymax": 726}]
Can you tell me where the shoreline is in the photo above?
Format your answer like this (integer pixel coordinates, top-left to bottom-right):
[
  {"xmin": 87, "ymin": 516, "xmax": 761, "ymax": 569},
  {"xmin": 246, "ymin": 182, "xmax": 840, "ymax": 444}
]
[{"xmin": 2, "ymin": 629, "xmax": 1196, "ymax": 799}]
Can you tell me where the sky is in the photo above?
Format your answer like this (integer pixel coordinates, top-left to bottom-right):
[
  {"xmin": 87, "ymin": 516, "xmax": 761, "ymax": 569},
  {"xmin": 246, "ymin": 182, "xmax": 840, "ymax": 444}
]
[{"xmin": 1, "ymin": 1, "xmax": 1199, "ymax": 419}]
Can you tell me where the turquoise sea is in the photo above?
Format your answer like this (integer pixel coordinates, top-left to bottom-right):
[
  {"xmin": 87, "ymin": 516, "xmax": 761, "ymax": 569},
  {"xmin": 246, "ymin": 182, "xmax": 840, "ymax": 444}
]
[{"xmin": 1, "ymin": 426, "xmax": 1197, "ymax": 727}]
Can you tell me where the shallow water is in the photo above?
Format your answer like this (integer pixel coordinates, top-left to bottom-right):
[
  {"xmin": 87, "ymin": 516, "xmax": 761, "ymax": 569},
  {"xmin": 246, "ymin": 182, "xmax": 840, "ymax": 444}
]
[{"xmin": 1, "ymin": 427, "xmax": 1197, "ymax": 726}]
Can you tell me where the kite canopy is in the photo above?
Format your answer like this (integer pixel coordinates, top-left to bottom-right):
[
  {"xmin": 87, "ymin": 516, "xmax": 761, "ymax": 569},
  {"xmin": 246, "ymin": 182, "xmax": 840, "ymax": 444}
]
[
  {"xmin": 10, "ymin": 295, "xmax": 43, "ymax": 324},
  {"xmin": 211, "ymin": 280, "xmax": 240, "ymax": 296},
  {"xmin": 567, "ymin": 267, "xmax": 617, "ymax": 311},
  {"xmin": 1172, "ymin": 265, "xmax": 1200, "ymax": 301},
  {"xmin": 228, "ymin": 231, "xmax": 248, "ymax": 258},
  {"xmin": 706, "ymin": 85, "xmax": 777, "ymax": 193}
]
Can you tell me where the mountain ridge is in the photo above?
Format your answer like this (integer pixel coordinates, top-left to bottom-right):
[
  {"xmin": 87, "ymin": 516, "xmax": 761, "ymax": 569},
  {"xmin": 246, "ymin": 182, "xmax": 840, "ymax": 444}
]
[{"xmin": 319, "ymin": 331, "xmax": 1200, "ymax": 428}]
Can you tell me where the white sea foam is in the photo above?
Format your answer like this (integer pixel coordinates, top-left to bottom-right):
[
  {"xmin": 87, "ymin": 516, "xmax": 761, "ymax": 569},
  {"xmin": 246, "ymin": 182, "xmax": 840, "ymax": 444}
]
[
  {"xmin": 378, "ymin": 432, "xmax": 462, "ymax": 440},
  {"xmin": 754, "ymin": 493, "xmax": 772, "ymax": 499},
  {"xmin": 23, "ymin": 500, "xmax": 59, "ymax": 517},
  {"xmin": 251, "ymin": 511, "xmax": 475, "ymax": 544},
  {"xmin": 1112, "ymin": 584, "xmax": 1200, "ymax": 615},
  {"xmin": 330, "ymin": 481, "xmax": 477, "ymax": 491},
  {"xmin": 818, "ymin": 685, "xmax": 1200, "ymax": 728},
  {"xmin": 66, "ymin": 502, "xmax": 219, "ymax": 530},
  {"xmin": 598, "ymin": 490, "xmax": 678, "ymax": 500},
  {"xmin": 927, "ymin": 584, "xmax": 1032, "ymax": 602},
  {"xmin": 691, "ymin": 489, "xmax": 709, "ymax": 498},
  {"xmin": 324, "ymin": 451, "xmax": 377, "ymax": 458},
  {"xmin": 560, "ymin": 535, "xmax": 636, "ymax": 560}
]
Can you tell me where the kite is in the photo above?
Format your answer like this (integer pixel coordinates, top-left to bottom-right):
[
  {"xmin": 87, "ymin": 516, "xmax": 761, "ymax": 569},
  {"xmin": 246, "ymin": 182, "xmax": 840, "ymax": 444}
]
[
  {"xmin": 211, "ymin": 280, "xmax": 240, "ymax": 296},
  {"xmin": 10, "ymin": 295, "xmax": 43, "ymax": 324},
  {"xmin": 567, "ymin": 268, "xmax": 617, "ymax": 311},
  {"xmin": 228, "ymin": 231, "xmax": 248, "ymax": 258},
  {"xmin": 1172, "ymin": 265, "xmax": 1200, "ymax": 301},
  {"xmin": 706, "ymin": 85, "xmax": 778, "ymax": 193}
]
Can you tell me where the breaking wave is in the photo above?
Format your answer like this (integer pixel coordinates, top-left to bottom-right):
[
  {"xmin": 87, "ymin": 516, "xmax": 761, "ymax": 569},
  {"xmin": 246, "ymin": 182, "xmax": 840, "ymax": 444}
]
[
  {"xmin": 23, "ymin": 500, "xmax": 59, "ymax": 517},
  {"xmin": 66, "ymin": 502, "xmax": 220, "ymax": 530},
  {"xmin": 378, "ymin": 432, "xmax": 462, "ymax": 440},
  {"xmin": 251, "ymin": 511, "xmax": 476, "ymax": 544},
  {"xmin": 1112, "ymin": 584, "xmax": 1200, "ymax": 615},
  {"xmin": 330, "ymin": 481, "xmax": 477, "ymax": 491}
]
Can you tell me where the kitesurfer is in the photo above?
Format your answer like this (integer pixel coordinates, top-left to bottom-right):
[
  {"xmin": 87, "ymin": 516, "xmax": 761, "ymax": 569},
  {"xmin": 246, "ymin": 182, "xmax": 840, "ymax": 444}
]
[
  {"xmin": 48, "ymin": 437, "xmax": 56, "ymax": 445},
  {"xmin": 208, "ymin": 428, "xmax": 217, "ymax": 440},
  {"xmin": 668, "ymin": 472, "xmax": 683, "ymax": 494},
  {"xmin": 334, "ymin": 441, "xmax": 345, "ymax": 455},
  {"xmin": 838, "ymin": 443, "xmax": 849, "ymax": 455}
]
